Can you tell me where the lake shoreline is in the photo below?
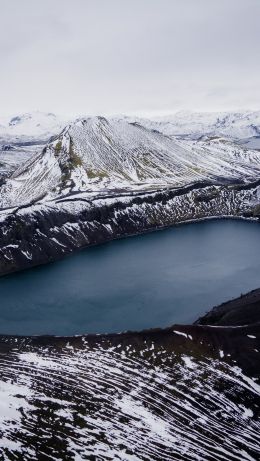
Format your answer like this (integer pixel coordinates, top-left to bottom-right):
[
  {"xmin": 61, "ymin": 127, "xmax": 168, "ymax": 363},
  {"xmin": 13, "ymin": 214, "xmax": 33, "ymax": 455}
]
[
  {"xmin": 195, "ymin": 287, "xmax": 260, "ymax": 326},
  {"xmin": 0, "ymin": 284, "xmax": 259, "ymax": 341},
  {"xmin": 0, "ymin": 212, "xmax": 259, "ymax": 280},
  {"xmin": 0, "ymin": 287, "xmax": 259, "ymax": 376}
]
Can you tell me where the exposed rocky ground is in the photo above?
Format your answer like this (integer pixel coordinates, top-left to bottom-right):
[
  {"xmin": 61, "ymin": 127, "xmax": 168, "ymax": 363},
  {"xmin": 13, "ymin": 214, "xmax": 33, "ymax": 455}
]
[{"xmin": 196, "ymin": 288, "xmax": 260, "ymax": 327}]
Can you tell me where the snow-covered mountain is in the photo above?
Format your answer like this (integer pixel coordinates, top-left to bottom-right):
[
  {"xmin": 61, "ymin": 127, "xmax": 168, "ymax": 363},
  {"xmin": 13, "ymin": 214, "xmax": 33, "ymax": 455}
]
[
  {"xmin": 1, "ymin": 110, "xmax": 260, "ymax": 146},
  {"xmin": 0, "ymin": 111, "xmax": 69, "ymax": 144},
  {"xmin": 116, "ymin": 110, "xmax": 260, "ymax": 141},
  {"xmin": 1, "ymin": 116, "xmax": 260, "ymax": 209},
  {"xmin": 1, "ymin": 109, "xmax": 259, "ymax": 186}
]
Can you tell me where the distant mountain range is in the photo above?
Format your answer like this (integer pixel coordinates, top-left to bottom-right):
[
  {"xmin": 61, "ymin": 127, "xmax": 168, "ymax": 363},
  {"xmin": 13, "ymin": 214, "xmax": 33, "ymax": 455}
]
[
  {"xmin": 0, "ymin": 111, "xmax": 68, "ymax": 144},
  {"xmin": 122, "ymin": 110, "xmax": 260, "ymax": 140},
  {"xmin": 1, "ymin": 110, "xmax": 260, "ymax": 145}
]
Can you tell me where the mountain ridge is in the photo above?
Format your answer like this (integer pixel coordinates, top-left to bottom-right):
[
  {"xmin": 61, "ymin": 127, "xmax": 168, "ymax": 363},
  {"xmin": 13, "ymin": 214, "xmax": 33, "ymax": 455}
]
[
  {"xmin": 115, "ymin": 109, "xmax": 260, "ymax": 141},
  {"xmin": 1, "ymin": 110, "xmax": 260, "ymax": 146}
]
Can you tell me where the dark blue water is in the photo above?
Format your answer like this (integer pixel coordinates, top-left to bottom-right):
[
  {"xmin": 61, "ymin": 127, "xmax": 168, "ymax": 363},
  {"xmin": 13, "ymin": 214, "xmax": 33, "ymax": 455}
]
[{"xmin": 0, "ymin": 220, "xmax": 259, "ymax": 335}]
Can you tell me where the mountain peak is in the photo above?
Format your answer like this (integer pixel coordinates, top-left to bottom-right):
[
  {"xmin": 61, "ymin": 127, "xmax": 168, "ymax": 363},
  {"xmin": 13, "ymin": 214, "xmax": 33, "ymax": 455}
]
[{"xmin": 1, "ymin": 115, "xmax": 260, "ymax": 210}]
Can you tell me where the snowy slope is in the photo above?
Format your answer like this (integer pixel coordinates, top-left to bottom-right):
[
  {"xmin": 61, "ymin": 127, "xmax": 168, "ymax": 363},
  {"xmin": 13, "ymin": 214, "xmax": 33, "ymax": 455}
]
[
  {"xmin": 1, "ymin": 116, "xmax": 260, "ymax": 209},
  {"xmin": 0, "ymin": 325, "xmax": 259, "ymax": 461},
  {"xmin": 0, "ymin": 144, "xmax": 43, "ymax": 179}
]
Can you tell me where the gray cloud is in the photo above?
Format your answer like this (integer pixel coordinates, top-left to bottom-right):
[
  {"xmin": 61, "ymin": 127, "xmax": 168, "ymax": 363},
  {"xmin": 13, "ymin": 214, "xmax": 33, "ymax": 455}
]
[{"xmin": 0, "ymin": 0, "xmax": 259, "ymax": 116}]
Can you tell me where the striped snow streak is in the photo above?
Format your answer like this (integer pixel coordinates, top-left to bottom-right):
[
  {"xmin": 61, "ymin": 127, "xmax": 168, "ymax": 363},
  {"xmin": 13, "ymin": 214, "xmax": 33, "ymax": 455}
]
[{"xmin": 0, "ymin": 338, "xmax": 259, "ymax": 460}]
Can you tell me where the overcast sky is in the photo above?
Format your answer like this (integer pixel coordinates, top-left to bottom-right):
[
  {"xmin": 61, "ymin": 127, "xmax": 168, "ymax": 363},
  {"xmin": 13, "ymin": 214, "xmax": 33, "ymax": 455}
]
[{"xmin": 0, "ymin": 0, "xmax": 260, "ymax": 116}]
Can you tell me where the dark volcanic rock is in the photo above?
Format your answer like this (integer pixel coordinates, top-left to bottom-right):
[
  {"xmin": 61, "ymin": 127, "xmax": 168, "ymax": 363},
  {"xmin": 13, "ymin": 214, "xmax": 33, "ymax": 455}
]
[{"xmin": 196, "ymin": 288, "xmax": 260, "ymax": 327}]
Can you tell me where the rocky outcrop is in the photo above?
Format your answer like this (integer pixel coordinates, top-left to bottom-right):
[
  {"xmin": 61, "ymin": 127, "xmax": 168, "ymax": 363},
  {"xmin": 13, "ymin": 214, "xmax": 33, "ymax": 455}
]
[{"xmin": 196, "ymin": 287, "xmax": 260, "ymax": 327}]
